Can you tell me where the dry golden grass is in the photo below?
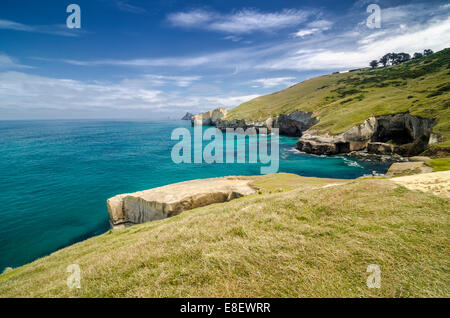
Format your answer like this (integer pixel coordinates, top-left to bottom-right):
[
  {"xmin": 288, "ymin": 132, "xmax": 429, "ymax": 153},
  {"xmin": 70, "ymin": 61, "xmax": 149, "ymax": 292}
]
[{"xmin": 0, "ymin": 175, "xmax": 449, "ymax": 298}]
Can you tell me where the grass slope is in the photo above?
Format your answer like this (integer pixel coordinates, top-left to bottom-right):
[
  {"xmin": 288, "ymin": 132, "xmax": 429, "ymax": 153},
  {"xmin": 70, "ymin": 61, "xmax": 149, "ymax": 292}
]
[
  {"xmin": 0, "ymin": 174, "xmax": 448, "ymax": 298},
  {"xmin": 426, "ymin": 158, "xmax": 450, "ymax": 171},
  {"xmin": 226, "ymin": 49, "xmax": 450, "ymax": 145}
]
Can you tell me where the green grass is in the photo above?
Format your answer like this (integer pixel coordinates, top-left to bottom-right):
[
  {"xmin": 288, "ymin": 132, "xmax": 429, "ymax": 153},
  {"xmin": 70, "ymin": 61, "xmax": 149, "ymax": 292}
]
[
  {"xmin": 0, "ymin": 174, "xmax": 448, "ymax": 298},
  {"xmin": 426, "ymin": 158, "xmax": 450, "ymax": 171},
  {"xmin": 226, "ymin": 48, "xmax": 450, "ymax": 144}
]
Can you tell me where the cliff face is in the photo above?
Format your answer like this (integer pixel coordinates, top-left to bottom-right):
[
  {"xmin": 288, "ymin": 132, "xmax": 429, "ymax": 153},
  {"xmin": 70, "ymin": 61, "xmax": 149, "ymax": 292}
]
[
  {"xmin": 296, "ymin": 114, "xmax": 435, "ymax": 156},
  {"xmin": 196, "ymin": 105, "xmax": 436, "ymax": 157},
  {"xmin": 107, "ymin": 177, "xmax": 257, "ymax": 229},
  {"xmin": 191, "ymin": 108, "xmax": 227, "ymax": 126},
  {"xmin": 273, "ymin": 111, "xmax": 318, "ymax": 136},
  {"xmin": 216, "ymin": 110, "xmax": 318, "ymax": 136}
]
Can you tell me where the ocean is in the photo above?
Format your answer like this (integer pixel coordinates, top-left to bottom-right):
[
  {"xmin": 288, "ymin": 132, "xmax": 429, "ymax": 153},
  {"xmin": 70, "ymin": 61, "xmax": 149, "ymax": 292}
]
[{"xmin": 0, "ymin": 120, "xmax": 390, "ymax": 271}]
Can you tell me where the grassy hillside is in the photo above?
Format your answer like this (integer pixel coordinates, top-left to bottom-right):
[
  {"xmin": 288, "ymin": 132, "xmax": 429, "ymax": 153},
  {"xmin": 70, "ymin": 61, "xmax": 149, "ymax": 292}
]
[
  {"xmin": 1, "ymin": 174, "xmax": 448, "ymax": 297},
  {"xmin": 226, "ymin": 49, "xmax": 450, "ymax": 145},
  {"xmin": 426, "ymin": 158, "xmax": 450, "ymax": 171}
]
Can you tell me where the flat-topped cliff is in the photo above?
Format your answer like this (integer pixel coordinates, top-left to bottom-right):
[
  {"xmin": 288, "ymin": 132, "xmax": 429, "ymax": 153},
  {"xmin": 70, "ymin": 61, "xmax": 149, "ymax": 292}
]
[
  {"xmin": 107, "ymin": 177, "xmax": 257, "ymax": 228},
  {"xmin": 191, "ymin": 107, "xmax": 227, "ymax": 126}
]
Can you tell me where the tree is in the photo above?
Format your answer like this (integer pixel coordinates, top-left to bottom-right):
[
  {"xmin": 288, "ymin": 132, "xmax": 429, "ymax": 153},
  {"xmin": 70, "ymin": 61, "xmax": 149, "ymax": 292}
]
[
  {"xmin": 390, "ymin": 52, "xmax": 410, "ymax": 65},
  {"xmin": 379, "ymin": 54, "xmax": 390, "ymax": 67},
  {"xmin": 390, "ymin": 53, "xmax": 400, "ymax": 65},
  {"xmin": 423, "ymin": 49, "xmax": 434, "ymax": 56},
  {"xmin": 370, "ymin": 60, "xmax": 379, "ymax": 69},
  {"xmin": 396, "ymin": 53, "xmax": 411, "ymax": 64},
  {"xmin": 413, "ymin": 52, "xmax": 423, "ymax": 59}
]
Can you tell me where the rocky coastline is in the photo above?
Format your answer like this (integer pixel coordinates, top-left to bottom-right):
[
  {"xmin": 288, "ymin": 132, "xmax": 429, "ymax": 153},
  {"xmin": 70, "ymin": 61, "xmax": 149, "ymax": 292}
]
[{"xmin": 191, "ymin": 107, "xmax": 442, "ymax": 160}]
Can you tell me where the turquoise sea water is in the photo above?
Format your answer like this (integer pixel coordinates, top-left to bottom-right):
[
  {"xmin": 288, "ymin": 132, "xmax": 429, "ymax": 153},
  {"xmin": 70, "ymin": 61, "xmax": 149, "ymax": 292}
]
[{"xmin": 0, "ymin": 120, "xmax": 390, "ymax": 271}]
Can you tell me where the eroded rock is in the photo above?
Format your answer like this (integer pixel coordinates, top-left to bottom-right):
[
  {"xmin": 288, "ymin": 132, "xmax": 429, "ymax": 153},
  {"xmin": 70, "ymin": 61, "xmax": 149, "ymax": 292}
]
[
  {"xmin": 107, "ymin": 177, "xmax": 257, "ymax": 229},
  {"xmin": 296, "ymin": 113, "xmax": 434, "ymax": 156},
  {"xmin": 191, "ymin": 108, "xmax": 227, "ymax": 126},
  {"xmin": 272, "ymin": 111, "xmax": 318, "ymax": 136},
  {"xmin": 386, "ymin": 162, "xmax": 433, "ymax": 177},
  {"xmin": 216, "ymin": 110, "xmax": 317, "ymax": 136}
]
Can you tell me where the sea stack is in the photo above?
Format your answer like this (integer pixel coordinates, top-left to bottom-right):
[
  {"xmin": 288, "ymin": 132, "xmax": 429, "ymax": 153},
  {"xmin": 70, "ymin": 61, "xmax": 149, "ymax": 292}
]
[{"xmin": 181, "ymin": 112, "xmax": 194, "ymax": 120}]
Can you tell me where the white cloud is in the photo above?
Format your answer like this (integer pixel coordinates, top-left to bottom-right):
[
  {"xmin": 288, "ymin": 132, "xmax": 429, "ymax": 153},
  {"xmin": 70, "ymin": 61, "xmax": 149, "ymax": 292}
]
[
  {"xmin": 62, "ymin": 55, "xmax": 217, "ymax": 67},
  {"xmin": 308, "ymin": 19, "xmax": 333, "ymax": 29},
  {"xmin": 294, "ymin": 19, "xmax": 333, "ymax": 38},
  {"xmin": 252, "ymin": 77, "xmax": 296, "ymax": 88},
  {"xmin": 294, "ymin": 28, "xmax": 321, "ymax": 37},
  {"xmin": 0, "ymin": 53, "xmax": 30, "ymax": 69},
  {"xmin": 263, "ymin": 14, "xmax": 450, "ymax": 71},
  {"xmin": 0, "ymin": 19, "xmax": 34, "ymax": 31},
  {"xmin": 0, "ymin": 72, "xmax": 258, "ymax": 115},
  {"xmin": 60, "ymin": 5, "xmax": 450, "ymax": 74},
  {"xmin": 168, "ymin": 9, "xmax": 213, "ymax": 27},
  {"xmin": 224, "ymin": 35, "xmax": 243, "ymax": 42},
  {"xmin": 112, "ymin": 0, "xmax": 147, "ymax": 14},
  {"xmin": 60, "ymin": 46, "xmax": 259, "ymax": 68},
  {"xmin": 123, "ymin": 74, "xmax": 202, "ymax": 87},
  {"xmin": 0, "ymin": 19, "xmax": 80, "ymax": 37},
  {"xmin": 168, "ymin": 9, "xmax": 312, "ymax": 34}
]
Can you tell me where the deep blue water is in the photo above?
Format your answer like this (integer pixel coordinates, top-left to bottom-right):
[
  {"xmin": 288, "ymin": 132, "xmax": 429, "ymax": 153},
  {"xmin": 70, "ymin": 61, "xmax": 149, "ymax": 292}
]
[{"xmin": 0, "ymin": 120, "xmax": 389, "ymax": 271}]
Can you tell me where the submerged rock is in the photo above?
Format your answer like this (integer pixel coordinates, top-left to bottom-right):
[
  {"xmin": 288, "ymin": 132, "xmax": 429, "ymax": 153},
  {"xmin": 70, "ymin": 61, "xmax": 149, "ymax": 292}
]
[{"xmin": 107, "ymin": 177, "xmax": 257, "ymax": 229}]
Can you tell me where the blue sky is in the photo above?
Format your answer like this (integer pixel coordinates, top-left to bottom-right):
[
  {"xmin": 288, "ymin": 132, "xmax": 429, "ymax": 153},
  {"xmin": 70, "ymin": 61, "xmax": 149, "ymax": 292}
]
[{"xmin": 0, "ymin": 0, "xmax": 449, "ymax": 119}]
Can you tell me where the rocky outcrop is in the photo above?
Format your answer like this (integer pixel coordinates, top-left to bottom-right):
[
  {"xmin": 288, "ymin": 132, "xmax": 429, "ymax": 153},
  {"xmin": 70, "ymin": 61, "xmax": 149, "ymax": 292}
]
[
  {"xmin": 386, "ymin": 161, "xmax": 433, "ymax": 177},
  {"xmin": 346, "ymin": 151, "xmax": 405, "ymax": 163},
  {"xmin": 216, "ymin": 118, "xmax": 270, "ymax": 132},
  {"xmin": 193, "ymin": 106, "xmax": 435, "ymax": 158},
  {"xmin": 296, "ymin": 114, "xmax": 434, "ymax": 156},
  {"xmin": 181, "ymin": 112, "xmax": 194, "ymax": 120},
  {"xmin": 216, "ymin": 110, "xmax": 317, "ymax": 136},
  {"xmin": 107, "ymin": 177, "xmax": 257, "ymax": 229},
  {"xmin": 191, "ymin": 108, "xmax": 227, "ymax": 126},
  {"xmin": 272, "ymin": 111, "xmax": 318, "ymax": 136},
  {"xmin": 421, "ymin": 145, "xmax": 450, "ymax": 158},
  {"xmin": 296, "ymin": 132, "xmax": 350, "ymax": 155},
  {"xmin": 367, "ymin": 142, "xmax": 397, "ymax": 155}
]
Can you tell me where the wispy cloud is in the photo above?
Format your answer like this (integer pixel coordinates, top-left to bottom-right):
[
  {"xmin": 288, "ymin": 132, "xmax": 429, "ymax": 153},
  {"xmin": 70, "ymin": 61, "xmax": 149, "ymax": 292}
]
[
  {"xmin": 264, "ymin": 14, "xmax": 450, "ymax": 71},
  {"xmin": 0, "ymin": 53, "xmax": 31, "ymax": 69},
  {"xmin": 293, "ymin": 19, "xmax": 333, "ymax": 37},
  {"xmin": 60, "ymin": 46, "xmax": 259, "ymax": 68},
  {"xmin": 0, "ymin": 19, "xmax": 81, "ymax": 37},
  {"xmin": 59, "ymin": 3, "xmax": 450, "ymax": 74},
  {"xmin": 224, "ymin": 35, "xmax": 243, "ymax": 42},
  {"xmin": 168, "ymin": 9, "xmax": 312, "ymax": 34},
  {"xmin": 111, "ymin": 0, "xmax": 147, "ymax": 14},
  {"xmin": 123, "ymin": 74, "xmax": 202, "ymax": 87},
  {"xmin": 0, "ymin": 71, "xmax": 258, "ymax": 116}
]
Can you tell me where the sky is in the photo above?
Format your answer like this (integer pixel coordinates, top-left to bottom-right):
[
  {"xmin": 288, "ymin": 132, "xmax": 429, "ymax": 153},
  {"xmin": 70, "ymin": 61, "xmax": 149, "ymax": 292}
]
[{"xmin": 0, "ymin": 0, "xmax": 449, "ymax": 120}]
